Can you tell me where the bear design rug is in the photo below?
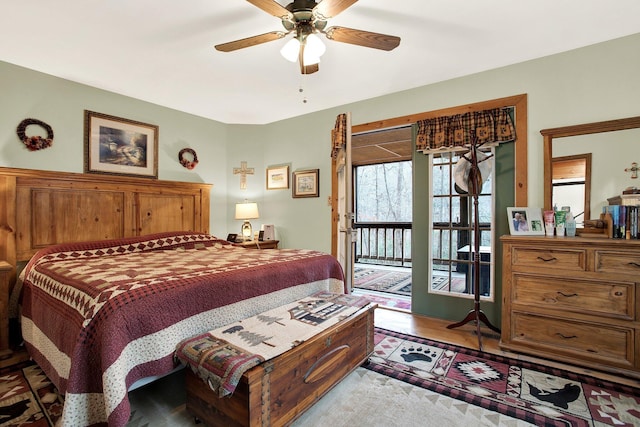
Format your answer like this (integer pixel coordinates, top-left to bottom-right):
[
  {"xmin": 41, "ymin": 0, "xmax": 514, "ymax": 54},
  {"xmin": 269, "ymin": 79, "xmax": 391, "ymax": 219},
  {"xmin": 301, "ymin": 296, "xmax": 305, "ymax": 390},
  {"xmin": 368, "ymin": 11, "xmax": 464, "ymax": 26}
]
[{"xmin": 366, "ymin": 328, "xmax": 640, "ymax": 427}]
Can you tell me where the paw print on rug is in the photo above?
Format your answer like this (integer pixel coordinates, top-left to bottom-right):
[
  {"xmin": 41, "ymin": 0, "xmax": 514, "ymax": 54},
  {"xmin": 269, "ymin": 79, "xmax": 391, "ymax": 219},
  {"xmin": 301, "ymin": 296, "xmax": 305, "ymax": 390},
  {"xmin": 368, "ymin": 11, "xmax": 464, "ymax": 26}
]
[{"xmin": 400, "ymin": 346, "xmax": 438, "ymax": 364}]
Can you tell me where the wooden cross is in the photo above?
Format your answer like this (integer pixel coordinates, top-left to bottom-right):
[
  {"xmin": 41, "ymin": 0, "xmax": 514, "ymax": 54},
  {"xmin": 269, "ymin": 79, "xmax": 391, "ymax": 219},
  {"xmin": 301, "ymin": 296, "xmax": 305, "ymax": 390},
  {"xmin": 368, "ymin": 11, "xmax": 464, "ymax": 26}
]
[
  {"xmin": 625, "ymin": 162, "xmax": 639, "ymax": 179},
  {"xmin": 233, "ymin": 161, "xmax": 255, "ymax": 189}
]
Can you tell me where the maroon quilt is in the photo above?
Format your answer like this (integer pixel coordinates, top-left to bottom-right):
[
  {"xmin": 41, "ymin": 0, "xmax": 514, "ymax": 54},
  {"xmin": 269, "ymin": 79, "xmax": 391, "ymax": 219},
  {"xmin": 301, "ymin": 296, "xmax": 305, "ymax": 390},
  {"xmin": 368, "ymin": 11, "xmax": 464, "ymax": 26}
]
[{"xmin": 19, "ymin": 232, "xmax": 344, "ymax": 427}]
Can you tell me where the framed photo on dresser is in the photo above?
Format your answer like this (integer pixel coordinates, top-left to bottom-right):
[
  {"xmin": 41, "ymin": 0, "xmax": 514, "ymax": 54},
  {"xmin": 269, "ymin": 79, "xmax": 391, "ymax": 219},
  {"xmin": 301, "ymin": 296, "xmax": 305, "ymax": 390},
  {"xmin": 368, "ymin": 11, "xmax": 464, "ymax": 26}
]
[{"xmin": 507, "ymin": 207, "xmax": 544, "ymax": 235}]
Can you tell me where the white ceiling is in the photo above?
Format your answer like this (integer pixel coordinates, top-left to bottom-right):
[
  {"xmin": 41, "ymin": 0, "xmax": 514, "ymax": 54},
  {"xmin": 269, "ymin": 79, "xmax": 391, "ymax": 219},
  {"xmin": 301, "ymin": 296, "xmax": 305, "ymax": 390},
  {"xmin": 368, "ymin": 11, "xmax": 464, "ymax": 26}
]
[{"xmin": 2, "ymin": 1, "xmax": 640, "ymax": 125}]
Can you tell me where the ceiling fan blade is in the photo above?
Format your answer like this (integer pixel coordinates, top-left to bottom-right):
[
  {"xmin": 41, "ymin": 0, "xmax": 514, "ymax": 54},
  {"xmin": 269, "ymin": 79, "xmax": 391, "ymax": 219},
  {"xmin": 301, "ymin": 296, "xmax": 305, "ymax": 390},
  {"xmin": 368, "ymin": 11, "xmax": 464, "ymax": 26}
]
[
  {"xmin": 313, "ymin": 0, "xmax": 358, "ymax": 19},
  {"xmin": 246, "ymin": 0, "xmax": 293, "ymax": 20},
  {"xmin": 299, "ymin": 44, "xmax": 320, "ymax": 74},
  {"xmin": 215, "ymin": 31, "xmax": 287, "ymax": 52},
  {"xmin": 301, "ymin": 62, "xmax": 319, "ymax": 74},
  {"xmin": 324, "ymin": 26, "xmax": 400, "ymax": 51}
]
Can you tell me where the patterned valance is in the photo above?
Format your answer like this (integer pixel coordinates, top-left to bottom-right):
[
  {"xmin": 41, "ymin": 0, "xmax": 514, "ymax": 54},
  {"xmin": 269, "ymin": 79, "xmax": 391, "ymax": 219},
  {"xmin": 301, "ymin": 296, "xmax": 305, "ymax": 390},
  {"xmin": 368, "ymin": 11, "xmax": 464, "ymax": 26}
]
[
  {"xmin": 416, "ymin": 107, "xmax": 516, "ymax": 153},
  {"xmin": 331, "ymin": 113, "xmax": 348, "ymax": 159}
]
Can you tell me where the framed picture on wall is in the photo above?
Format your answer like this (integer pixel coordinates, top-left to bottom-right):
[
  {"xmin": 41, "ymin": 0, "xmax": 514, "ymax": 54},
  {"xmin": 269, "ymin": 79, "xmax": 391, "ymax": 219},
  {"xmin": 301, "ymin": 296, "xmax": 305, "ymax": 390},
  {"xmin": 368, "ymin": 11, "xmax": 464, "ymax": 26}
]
[
  {"xmin": 507, "ymin": 207, "xmax": 545, "ymax": 235},
  {"xmin": 266, "ymin": 165, "xmax": 289, "ymax": 189},
  {"xmin": 84, "ymin": 110, "xmax": 158, "ymax": 178},
  {"xmin": 292, "ymin": 169, "xmax": 319, "ymax": 198}
]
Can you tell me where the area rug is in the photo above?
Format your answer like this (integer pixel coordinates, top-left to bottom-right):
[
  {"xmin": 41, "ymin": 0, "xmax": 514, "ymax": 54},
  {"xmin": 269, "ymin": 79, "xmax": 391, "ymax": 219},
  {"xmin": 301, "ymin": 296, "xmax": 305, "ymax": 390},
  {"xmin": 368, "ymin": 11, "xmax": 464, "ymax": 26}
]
[
  {"xmin": 0, "ymin": 362, "xmax": 62, "ymax": 426},
  {"xmin": 367, "ymin": 327, "xmax": 640, "ymax": 427},
  {"xmin": 354, "ymin": 266, "xmax": 412, "ymax": 296},
  {"xmin": 358, "ymin": 292, "xmax": 411, "ymax": 311},
  {"xmin": 3, "ymin": 328, "xmax": 640, "ymax": 426}
]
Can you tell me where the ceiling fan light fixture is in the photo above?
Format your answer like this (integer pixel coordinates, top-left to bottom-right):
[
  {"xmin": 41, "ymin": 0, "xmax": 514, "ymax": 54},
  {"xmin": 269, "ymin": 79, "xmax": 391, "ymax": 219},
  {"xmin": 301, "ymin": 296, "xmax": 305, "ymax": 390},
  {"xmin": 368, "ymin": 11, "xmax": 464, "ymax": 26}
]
[
  {"xmin": 280, "ymin": 38, "xmax": 300, "ymax": 62},
  {"xmin": 305, "ymin": 33, "xmax": 326, "ymax": 57},
  {"xmin": 303, "ymin": 52, "xmax": 321, "ymax": 65},
  {"xmin": 220, "ymin": 0, "xmax": 399, "ymax": 74}
]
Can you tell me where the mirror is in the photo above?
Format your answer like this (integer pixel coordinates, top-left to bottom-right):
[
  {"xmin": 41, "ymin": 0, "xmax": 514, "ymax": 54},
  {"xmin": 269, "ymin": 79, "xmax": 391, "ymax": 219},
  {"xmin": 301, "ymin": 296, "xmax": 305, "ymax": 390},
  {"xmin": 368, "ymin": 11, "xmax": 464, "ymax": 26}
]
[
  {"xmin": 542, "ymin": 116, "xmax": 640, "ymax": 224},
  {"xmin": 552, "ymin": 153, "xmax": 591, "ymax": 222}
]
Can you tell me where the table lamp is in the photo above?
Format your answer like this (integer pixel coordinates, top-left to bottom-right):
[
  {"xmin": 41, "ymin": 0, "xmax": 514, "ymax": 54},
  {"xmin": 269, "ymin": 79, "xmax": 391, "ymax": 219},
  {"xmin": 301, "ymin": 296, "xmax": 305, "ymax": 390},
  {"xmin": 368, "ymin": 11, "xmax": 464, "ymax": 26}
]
[{"xmin": 235, "ymin": 201, "xmax": 259, "ymax": 241}]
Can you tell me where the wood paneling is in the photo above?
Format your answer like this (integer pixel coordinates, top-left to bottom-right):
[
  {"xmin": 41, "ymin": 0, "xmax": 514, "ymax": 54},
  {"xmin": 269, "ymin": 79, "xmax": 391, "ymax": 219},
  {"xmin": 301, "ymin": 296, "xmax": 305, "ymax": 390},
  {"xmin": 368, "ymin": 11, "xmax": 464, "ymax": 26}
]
[
  {"xmin": 137, "ymin": 193, "xmax": 199, "ymax": 236},
  {"xmin": 352, "ymin": 127, "xmax": 412, "ymax": 166},
  {"xmin": 552, "ymin": 157, "xmax": 587, "ymax": 180},
  {"xmin": 5, "ymin": 169, "xmax": 212, "ymax": 261},
  {"xmin": 20, "ymin": 188, "xmax": 125, "ymax": 251}
]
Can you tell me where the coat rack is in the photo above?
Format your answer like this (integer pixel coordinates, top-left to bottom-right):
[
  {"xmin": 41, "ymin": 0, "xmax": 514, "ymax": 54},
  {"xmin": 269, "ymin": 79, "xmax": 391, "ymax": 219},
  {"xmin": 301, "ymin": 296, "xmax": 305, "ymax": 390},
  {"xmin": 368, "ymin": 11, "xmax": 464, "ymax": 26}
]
[{"xmin": 446, "ymin": 135, "xmax": 501, "ymax": 350}]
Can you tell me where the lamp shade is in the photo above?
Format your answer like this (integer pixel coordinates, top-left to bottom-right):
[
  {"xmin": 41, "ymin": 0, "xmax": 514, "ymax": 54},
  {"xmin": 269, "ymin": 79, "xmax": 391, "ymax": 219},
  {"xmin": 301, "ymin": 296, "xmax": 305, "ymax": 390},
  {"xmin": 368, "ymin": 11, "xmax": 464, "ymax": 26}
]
[
  {"xmin": 235, "ymin": 202, "xmax": 259, "ymax": 220},
  {"xmin": 280, "ymin": 38, "xmax": 300, "ymax": 62},
  {"xmin": 280, "ymin": 33, "xmax": 325, "ymax": 65},
  {"xmin": 305, "ymin": 33, "xmax": 326, "ymax": 57}
]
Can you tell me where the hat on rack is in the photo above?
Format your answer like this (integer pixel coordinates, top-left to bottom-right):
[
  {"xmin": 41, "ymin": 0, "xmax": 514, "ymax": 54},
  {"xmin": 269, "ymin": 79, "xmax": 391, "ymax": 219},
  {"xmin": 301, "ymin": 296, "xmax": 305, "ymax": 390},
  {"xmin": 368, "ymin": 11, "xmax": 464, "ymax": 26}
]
[{"xmin": 454, "ymin": 151, "xmax": 493, "ymax": 194}]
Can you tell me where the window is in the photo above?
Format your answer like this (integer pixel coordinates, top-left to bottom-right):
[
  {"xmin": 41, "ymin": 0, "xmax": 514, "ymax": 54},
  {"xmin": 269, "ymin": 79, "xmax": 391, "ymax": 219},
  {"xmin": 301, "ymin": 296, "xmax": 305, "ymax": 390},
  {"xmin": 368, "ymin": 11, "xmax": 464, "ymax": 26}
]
[
  {"xmin": 430, "ymin": 150, "xmax": 493, "ymax": 299},
  {"xmin": 354, "ymin": 161, "xmax": 412, "ymax": 267},
  {"xmin": 355, "ymin": 162, "xmax": 412, "ymax": 223}
]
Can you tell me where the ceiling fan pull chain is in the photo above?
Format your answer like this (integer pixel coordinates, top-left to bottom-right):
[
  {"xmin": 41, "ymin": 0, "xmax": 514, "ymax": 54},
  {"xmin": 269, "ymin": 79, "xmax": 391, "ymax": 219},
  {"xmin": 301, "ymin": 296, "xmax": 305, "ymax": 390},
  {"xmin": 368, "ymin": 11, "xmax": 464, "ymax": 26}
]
[{"xmin": 299, "ymin": 77, "xmax": 308, "ymax": 104}]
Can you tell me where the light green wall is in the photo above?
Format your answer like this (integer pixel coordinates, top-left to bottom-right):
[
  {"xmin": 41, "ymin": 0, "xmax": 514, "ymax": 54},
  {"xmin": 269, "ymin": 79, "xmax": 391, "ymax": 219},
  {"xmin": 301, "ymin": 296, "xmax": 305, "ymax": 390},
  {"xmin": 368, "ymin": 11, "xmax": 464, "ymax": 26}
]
[
  {"xmin": 1, "ymin": 33, "xmax": 639, "ymax": 320},
  {"xmin": 241, "ymin": 32, "xmax": 640, "ymax": 253},
  {"xmin": 0, "ymin": 61, "xmax": 230, "ymax": 237}
]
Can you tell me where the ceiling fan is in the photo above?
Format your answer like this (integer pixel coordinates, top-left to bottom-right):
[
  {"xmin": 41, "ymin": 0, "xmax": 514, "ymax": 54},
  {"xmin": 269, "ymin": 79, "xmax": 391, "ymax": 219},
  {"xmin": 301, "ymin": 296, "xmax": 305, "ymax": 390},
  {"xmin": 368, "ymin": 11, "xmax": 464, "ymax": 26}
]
[{"xmin": 215, "ymin": 0, "xmax": 401, "ymax": 74}]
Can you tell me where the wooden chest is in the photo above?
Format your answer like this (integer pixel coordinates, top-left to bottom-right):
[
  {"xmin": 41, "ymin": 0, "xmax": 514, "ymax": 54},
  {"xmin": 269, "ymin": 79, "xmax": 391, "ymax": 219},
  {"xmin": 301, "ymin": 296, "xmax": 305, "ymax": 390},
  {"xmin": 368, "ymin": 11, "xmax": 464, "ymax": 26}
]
[
  {"xmin": 501, "ymin": 235, "xmax": 640, "ymax": 379},
  {"xmin": 185, "ymin": 303, "xmax": 376, "ymax": 427}
]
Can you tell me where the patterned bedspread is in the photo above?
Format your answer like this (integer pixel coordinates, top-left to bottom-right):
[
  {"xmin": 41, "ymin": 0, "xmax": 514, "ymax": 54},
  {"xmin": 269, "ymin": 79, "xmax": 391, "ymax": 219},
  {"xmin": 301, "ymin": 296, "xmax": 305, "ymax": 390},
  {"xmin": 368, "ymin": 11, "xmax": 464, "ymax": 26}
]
[{"xmin": 19, "ymin": 232, "xmax": 344, "ymax": 427}]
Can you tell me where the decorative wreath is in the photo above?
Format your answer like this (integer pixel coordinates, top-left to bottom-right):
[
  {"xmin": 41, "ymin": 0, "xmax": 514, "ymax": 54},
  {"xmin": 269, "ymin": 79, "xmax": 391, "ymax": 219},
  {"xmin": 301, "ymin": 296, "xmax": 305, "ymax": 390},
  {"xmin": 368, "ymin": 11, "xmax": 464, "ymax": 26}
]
[
  {"xmin": 178, "ymin": 148, "xmax": 199, "ymax": 170},
  {"xmin": 16, "ymin": 118, "xmax": 54, "ymax": 151}
]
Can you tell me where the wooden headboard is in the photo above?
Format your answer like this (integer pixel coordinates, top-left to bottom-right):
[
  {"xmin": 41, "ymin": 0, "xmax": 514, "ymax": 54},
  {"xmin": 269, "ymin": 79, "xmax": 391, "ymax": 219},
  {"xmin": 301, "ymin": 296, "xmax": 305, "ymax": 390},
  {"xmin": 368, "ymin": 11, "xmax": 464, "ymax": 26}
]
[
  {"xmin": 0, "ymin": 166, "xmax": 212, "ymax": 354},
  {"xmin": 0, "ymin": 166, "xmax": 212, "ymax": 265}
]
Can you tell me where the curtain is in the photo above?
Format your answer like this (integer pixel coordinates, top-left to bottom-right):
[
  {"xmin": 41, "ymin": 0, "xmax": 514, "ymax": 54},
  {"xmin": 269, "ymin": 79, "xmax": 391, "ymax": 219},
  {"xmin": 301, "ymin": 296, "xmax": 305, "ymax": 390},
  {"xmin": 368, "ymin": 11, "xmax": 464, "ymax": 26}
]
[
  {"xmin": 331, "ymin": 113, "xmax": 348, "ymax": 159},
  {"xmin": 416, "ymin": 107, "xmax": 516, "ymax": 153}
]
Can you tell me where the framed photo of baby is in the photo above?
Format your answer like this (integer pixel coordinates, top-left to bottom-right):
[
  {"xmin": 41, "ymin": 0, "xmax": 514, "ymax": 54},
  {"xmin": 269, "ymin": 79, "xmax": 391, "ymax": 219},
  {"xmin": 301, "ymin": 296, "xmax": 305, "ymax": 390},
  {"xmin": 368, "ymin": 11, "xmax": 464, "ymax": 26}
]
[{"xmin": 507, "ymin": 207, "xmax": 544, "ymax": 235}]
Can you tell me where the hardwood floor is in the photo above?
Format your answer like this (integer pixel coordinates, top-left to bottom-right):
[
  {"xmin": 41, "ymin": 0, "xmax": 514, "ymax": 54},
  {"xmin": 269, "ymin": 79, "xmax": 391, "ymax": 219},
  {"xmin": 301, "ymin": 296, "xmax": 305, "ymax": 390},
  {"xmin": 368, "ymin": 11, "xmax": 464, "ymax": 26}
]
[{"xmin": 374, "ymin": 306, "xmax": 640, "ymax": 389}]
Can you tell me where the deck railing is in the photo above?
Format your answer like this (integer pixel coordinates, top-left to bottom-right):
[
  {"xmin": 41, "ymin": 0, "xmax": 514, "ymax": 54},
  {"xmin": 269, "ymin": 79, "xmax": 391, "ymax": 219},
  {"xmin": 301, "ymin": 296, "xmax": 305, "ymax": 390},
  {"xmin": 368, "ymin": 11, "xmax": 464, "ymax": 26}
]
[{"xmin": 354, "ymin": 222, "xmax": 412, "ymax": 267}]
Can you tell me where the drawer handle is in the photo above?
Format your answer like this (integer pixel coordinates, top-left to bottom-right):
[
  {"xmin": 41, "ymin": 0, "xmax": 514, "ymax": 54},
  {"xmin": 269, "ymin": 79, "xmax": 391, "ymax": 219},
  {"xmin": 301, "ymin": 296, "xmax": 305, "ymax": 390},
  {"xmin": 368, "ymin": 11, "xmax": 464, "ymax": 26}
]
[
  {"xmin": 628, "ymin": 262, "xmax": 640, "ymax": 269},
  {"xmin": 557, "ymin": 292, "xmax": 578, "ymax": 298},
  {"xmin": 555, "ymin": 333, "xmax": 577, "ymax": 339},
  {"xmin": 303, "ymin": 344, "xmax": 350, "ymax": 384},
  {"xmin": 537, "ymin": 256, "xmax": 557, "ymax": 262}
]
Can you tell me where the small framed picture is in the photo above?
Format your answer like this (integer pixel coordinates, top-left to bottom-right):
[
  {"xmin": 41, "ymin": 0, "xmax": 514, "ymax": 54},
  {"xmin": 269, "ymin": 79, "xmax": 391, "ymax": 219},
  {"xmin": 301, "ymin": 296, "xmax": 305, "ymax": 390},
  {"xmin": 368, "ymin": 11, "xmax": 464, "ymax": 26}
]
[
  {"xmin": 292, "ymin": 169, "xmax": 319, "ymax": 198},
  {"xmin": 84, "ymin": 110, "xmax": 158, "ymax": 178},
  {"xmin": 507, "ymin": 207, "xmax": 545, "ymax": 235},
  {"xmin": 266, "ymin": 165, "xmax": 289, "ymax": 190}
]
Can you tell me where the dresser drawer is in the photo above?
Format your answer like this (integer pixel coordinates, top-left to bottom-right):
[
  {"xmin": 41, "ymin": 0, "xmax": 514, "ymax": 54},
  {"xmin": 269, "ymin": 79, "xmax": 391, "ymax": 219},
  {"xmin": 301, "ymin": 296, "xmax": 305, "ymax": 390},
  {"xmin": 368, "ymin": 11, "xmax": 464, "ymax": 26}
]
[
  {"xmin": 511, "ymin": 312, "xmax": 634, "ymax": 368},
  {"xmin": 511, "ymin": 274, "xmax": 634, "ymax": 320},
  {"xmin": 511, "ymin": 247, "xmax": 586, "ymax": 271},
  {"xmin": 595, "ymin": 250, "xmax": 640, "ymax": 276}
]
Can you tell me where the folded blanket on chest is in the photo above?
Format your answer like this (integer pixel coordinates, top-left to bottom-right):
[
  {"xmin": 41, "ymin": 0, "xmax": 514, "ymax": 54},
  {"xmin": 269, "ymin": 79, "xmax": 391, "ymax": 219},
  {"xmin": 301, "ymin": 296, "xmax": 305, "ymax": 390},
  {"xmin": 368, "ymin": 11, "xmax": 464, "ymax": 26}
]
[{"xmin": 175, "ymin": 291, "xmax": 370, "ymax": 397}]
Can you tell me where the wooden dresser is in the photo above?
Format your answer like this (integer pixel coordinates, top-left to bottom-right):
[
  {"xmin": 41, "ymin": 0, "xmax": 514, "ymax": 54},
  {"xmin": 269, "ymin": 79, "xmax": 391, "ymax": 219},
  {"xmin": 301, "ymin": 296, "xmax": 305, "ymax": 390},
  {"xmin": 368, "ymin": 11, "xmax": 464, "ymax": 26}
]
[{"xmin": 501, "ymin": 235, "xmax": 640, "ymax": 379}]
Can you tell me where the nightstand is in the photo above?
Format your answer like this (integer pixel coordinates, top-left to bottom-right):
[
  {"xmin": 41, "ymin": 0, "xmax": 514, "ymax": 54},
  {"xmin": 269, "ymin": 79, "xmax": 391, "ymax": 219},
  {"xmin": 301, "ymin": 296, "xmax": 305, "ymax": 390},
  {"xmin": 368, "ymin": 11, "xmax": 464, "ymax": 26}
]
[{"xmin": 237, "ymin": 240, "xmax": 279, "ymax": 249}]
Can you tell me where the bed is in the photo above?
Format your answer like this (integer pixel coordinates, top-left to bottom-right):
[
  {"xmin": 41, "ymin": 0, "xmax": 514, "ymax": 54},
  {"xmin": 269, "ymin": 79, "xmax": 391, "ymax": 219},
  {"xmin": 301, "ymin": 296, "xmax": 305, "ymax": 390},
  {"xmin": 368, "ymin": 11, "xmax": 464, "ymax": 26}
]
[{"xmin": 0, "ymin": 167, "xmax": 345, "ymax": 427}]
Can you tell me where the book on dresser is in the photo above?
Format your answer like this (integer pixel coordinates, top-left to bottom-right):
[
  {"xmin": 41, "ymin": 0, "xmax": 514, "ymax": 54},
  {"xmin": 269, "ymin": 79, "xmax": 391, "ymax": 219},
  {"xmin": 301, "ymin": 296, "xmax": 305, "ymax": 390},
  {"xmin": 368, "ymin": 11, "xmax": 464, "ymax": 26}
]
[{"xmin": 603, "ymin": 204, "xmax": 640, "ymax": 239}]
